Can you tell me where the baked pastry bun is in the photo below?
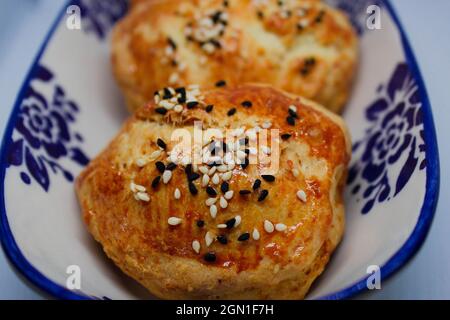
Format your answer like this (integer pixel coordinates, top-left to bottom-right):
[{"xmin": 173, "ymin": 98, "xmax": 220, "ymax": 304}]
[
  {"xmin": 76, "ymin": 84, "xmax": 350, "ymax": 299},
  {"xmin": 112, "ymin": 0, "xmax": 358, "ymax": 114}
]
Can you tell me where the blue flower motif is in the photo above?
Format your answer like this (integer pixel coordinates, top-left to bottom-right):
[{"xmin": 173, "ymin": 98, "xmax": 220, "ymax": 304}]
[
  {"xmin": 7, "ymin": 65, "xmax": 89, "ymax": 192},
  {"xmin": 348, "ymin": 63, "xmax": 426, "ymax": 214},
  {"xmin": 74, "ymin": 0, "xmax": 129, "ymax": 40}
]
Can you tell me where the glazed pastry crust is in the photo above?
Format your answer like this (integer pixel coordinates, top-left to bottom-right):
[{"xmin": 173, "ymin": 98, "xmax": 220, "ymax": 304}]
[
  {"xmin": 76, "ymin": 84, "xmax": 350, "ymax": 299},
  {"xmin": 112, "ymin": 0, "xmax": 358, "ymax": 113}
]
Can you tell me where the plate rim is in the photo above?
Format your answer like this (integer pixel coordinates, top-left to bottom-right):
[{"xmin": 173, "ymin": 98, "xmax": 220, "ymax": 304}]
[{"xmin": 0, "ymin": 0, "xmax": 440, "ymax": 300}]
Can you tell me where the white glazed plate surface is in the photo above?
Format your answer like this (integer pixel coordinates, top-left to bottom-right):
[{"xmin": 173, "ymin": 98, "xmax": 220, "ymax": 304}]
[{"xmin": 0, "ymin": 0, "xmax": 440, "ymax": 299}]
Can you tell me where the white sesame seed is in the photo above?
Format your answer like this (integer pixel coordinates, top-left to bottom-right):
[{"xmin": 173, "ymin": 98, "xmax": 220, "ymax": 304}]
[
  {"xmin": 170, "ymin": 152, "xmax": 179, "ymax": 164},
  {"xmin": 174, "ymin": 188, "xmax": 181, "ymax": 199},
  {"xmin": 261, "ymin": 146, "xmax": 271, "ymax": 155},
  {"xmin": 208, "ymin": 166, "xmax": 217, "ymax": 176},
  {"xmin": 217, "ymin": 224, "xmax": 227, "ymax": 229},
  {"xmin": 217, "ymin": 164, "xmax": 228, "ymax": 172},
  {"xmin": 165, "ymin": 46, "xmax": 174, "ymax": 56},
  {"xmin": 154, "ymin": 95, "xmax": 161, "ymax": 104},
  {"xmin": 292, "ymin": 169, "xmax": 300, "ymax": 177},
  {"xmin": 160, "ymin": 100, "xmax": 175, "ymax": 110},
  {"xmin": 134, "ymin": 184, "xmax": 146, "ymax": 192},
  {"xmin": 178, "ymin": 62, "xmax": 187, "ymax": 72},
  {"xmin": 205, "ymin": 197, "xmax": 217, "ymax": 206},
  {"xmin": 205, "ymin": 231, "xmax": 214, "ymax": 247},
  {"xmin": 174, "ymin": 104, "xmax": 183, "ymax": 113},
  {"xmin": 202, "ymin": 174, "xmax": 210, "ymax": 187},
  {"xmin": 227, "ymin": 162, "xmax": 235, "ymax": 171},
  {"xmin": 202, "ymin": 42, "xmax": 216, "ymax": 54},
  {"xmin": 262, "ymin": 121, "xmax": 272, "ymax": 129},
  {"xmin": 210, "ymin": 205, "xmax": 218, "ymax": 218},
  {"xmin": 289, "ymin": 105, "xmax": 297, "ymax": 113},
  {"xmin": 130, "ymin": 182, "xmax": 137, "ymax": 193},
  {"xmin": 234, "ymin": 215, "xmax": 242, "ymax": 227},
  {"xmin": 252, "ymin": 228, "xmax": 260, "ymax": 240},
  {"xmin": 236, "ymin": 150, "xmax": 246, "ymax": 160},
  {"xmin": 199, "ymin": 166, "xmax": 209, "ymax": 175},
  {"xmin": 169, "ymin": 72, "xmax": 180, "ymax": 84},
  {"xmin": 264, "ymin": 220, "xmax": 274, "ymax": 233},
  {"xmin": 298, "ymin": 19, "xmax": 309, "ymax": 28},
  {"xmin": 296, "ymin": 190, "xmax": 307, "ymax": 202},
  {"xmin": 136, "ymin": 158, "xmax": 148, "ymax": 167},
  {"xmin": 136, "ymin": 192, "xmax": 150, "ymax": 202},
  {"xmin": 181, "ymin": 156, "xmax": 191, "ymax": 166},
  {"xmin": 275, "ymin": 223, "xmax": 287, "ymax": 232},
  {"xmin": 212, "ymin": 173, "xmax": 220, "ymax": 185},
  {"xmin": 188, "ymin": 84, "xmax": 200, "ymax": 90},
  {"xmin": 162, "ymin": 170, "xmax": 173, "ymax": 184},
  {"xmin": 224, "ymin": 190, "xmax": 234, "ymax": 200},
  {"xmin": 219, "ymin": 196, "xmax": 228, "ymax": 209},
  {"xmin": 150, "ymin": 150, "xmax": 162, "ymax": 160},
  {"xmin": 192, "ymin": 240, "xmax": 201, "ymax": 254},
  {"xmin": 168, "ymin": 217, "xmax": 182, "ymax": 226},
  {"xmin": 222, "ymin": 171, "xmax": 232, "ymax": 181}
]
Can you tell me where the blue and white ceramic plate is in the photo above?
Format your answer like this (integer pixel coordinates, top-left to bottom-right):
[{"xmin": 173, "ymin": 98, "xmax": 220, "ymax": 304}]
[{"xmin": 0, "ymin": 0, "xmax": 440, "ymax": 300}]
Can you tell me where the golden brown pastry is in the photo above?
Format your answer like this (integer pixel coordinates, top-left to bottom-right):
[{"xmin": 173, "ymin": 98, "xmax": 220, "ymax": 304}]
[
  {"xmin": 76, "ymin": 84, "xmax": 350, "ymax": 299},
  {"xmin": 112, "ymin": 0, "xmax": 358, "ymax": 114}
]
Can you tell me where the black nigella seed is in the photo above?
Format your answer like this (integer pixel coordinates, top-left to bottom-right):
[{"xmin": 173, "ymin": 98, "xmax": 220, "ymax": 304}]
[
  {"xmin": 289, "ymin": 109, "xmax": 298, "ymax": 119},
  {"xmin": 215, "ymin": 80, "xmax": 227, "ymax": 87},
  {"xmin": 222, "ymin": 141, "xmax": 228, "ymax": 153},
  {"xmin": 187, "ymin": 101, "xmax": 199, "ymax": 109},
  {"xmin": 167, "ymin": 37, "xmax": 177, "ymax": 50},
  {"xmin": 155, "ymin": 107, "xmax": 167, "ymax": 115},
  {"xmin": 151, "ymin": 176, "xmax": 161, "ymax": 188},
  {"xmin": 205, "ymin": 104, "xmax": 214, "ymax": 113},
  {"xmin": 217, "ymin": 235, "xmax": 228, "ymax": 245},
  {"xmin": 225, "ymin": 218, "xmax": 236, "ymax": 229},
  {"xmin": 227, "ymin": 108, "xmax": 237, "ymax": 116},
  {"xmin": 178, "ymin": 96, "xmax": 186, "ymax": 104},
  {"xmin": 253, "ymin": 179, "xmax": 261, "ymax": 190},
  {"xmin": 155, "ymin": 161, "xmax": 165, "ymax": 173},
  {"xmin": 287, "ymin": 116, "xmax": 296, "ymax": 126},
  {"xmin": 238, "ymin": 233, "xmax": 250, "ymax": 241},
  {"xmin": 175, "ymin": 87, "xmax": 186, "ymax": 95},
  {"xmin": 166, "ymin": 162, "xmax": 177, "ymax": 171},
  {"xmin": 258, "ymin": 190, "xmax": 269, "ymax": 202},
  {"xmin": 239, "ymin": 137, "xmax": 249, "ymax": 145},
  {"xmin": 185, "ymin": 164, "xmax": 192, "ymax": 175},
  {"xmin": 210, "ymin": 39, "xmax": 222, "ymax": 49},
  {"xmin": 197, "ymin": 220, "xmax": 205, "ymax": 228},
  {"xmin": 221, "ymin": 182, "xmax": 229, "ymax": 193},
  {"xmin": 188, "ymin": 182, "xmax": 198, "ymax": 195},
  {"xmin": 261, "ymin": 175, "xmax": 275, "ymax": 182},
  {"xmin": 241, "ymin": 100, "xmax": 252, "ymax": 108},
  {"xmin": 241, "ymin": 158, "xmax": 249, "ymax": 169},
  {"xmin": 244, "ymin": 149, "xmax": 250, "ymax": 155},
  {"xmin": 157, "ymin": 138, "xmax": 167, "ymax": 150},
  {"xmin": 188, "ymin": 173, "xmax": 200, "ymax": 181},
  {"xmin": 257, "ymin": 10, "xmax": 264, "ymax": 19},
  {"xmin": 239, "ymin": 190, "xmax": 252, "ymax": 195},
  {"xmin": 223, "ymin": 0, "xmax": 229, "ymax": 8},
  {"xmin": 163, "ymin": 88, "xmax": 172, "ymax": 99},
  {"xmin": 206, "ymin": 186, "xmax": 218, "ymax": 197},
  {"xmin": 211, "ymin": 11, "xmax": 222, "ymax": 24},
  {"xmin": 204, "ymin": 252, "xmax": 216, "ymax": 262},
  {"xmin": 281, "ymin": 133, "xmax": 292, "ymax": 140}
]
